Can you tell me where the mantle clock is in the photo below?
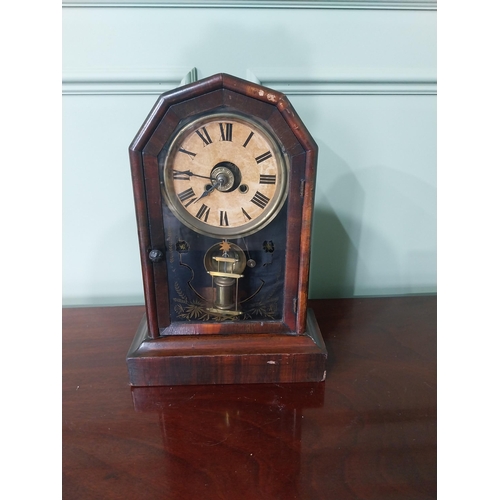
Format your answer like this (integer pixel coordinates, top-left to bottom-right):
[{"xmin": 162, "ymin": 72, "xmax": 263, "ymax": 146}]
[{"xmin": 126, "ymin": 73, "xmax": 327, "ymax": 386}]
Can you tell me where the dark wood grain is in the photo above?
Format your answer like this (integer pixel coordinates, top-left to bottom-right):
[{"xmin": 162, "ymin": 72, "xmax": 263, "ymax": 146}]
[
  {"xmin": 63, "ymin": 296, "xmax": 437, "ymax": 499},
  {"xmin": 127, "ymin": 308, "xmax": 326, "ymax": 386}
]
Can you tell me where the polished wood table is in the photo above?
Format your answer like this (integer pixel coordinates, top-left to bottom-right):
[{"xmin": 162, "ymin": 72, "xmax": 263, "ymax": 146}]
[{"xmin": 63, "ymin": 296, "xmax": 436, "ymax": 499}]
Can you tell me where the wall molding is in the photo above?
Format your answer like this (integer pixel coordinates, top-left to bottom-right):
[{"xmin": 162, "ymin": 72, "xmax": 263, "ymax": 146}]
[
  {"xmin": 62, "ymin": 67, "xmax": 198, "ymax": 95},
  {"xmin": 62, "ymin": 0, "xmax": 436, "ymax": 10},
  {"xmin": 62, "ymin": 67, "xmax": 436, "ymax": 96},
  {"xmin": 247, "ymin": 69, "xmax": 437, "ymax": 95}
]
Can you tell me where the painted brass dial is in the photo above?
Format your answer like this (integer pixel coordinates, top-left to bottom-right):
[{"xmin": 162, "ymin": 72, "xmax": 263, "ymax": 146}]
[{"xmin": 162, "ymin": 113, "xmax": 288, "ymax": 238}]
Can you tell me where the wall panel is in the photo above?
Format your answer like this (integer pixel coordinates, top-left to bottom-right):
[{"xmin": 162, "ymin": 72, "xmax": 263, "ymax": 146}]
[{"xmin": 62, "ymin": 2, "xmax": 436, "ymax": 305}]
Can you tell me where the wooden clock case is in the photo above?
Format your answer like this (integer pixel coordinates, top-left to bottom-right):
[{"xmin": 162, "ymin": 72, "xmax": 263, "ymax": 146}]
[{"xmin": 126, "ymin": 73, "xmax": 327, "ymax": 386}]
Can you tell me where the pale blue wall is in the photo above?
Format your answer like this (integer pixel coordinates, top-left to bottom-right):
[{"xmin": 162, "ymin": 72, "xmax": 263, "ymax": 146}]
[{"xmin": 62, "ymin": 1, "xmax": 437, "ymax": 305}]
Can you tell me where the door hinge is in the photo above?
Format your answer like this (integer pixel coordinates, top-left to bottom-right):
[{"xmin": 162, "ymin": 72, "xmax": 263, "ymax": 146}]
[{"xmin": 300, "ymin": 179, "xmax": 306, "ymax": 198}]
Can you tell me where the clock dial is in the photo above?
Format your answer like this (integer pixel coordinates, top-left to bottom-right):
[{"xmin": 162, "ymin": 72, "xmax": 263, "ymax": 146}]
[{"xmin": 162, "ymin": 113, "xmax": 288, "ymax": 238}]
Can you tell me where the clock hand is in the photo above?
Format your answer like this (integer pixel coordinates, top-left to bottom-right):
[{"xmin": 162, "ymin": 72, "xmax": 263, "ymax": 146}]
[
  {"xmin": 173, "ymin": 169, "xmax": 214, "ymax": 181},
  {"xmin": 194, "ymin": 178, "xmax": 223, "ymax": 203}
]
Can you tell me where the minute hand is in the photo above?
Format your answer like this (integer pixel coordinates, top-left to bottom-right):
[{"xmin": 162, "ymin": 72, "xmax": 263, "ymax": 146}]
[{"xmin": 173, "ymin": 169, "xmax": 214, "ymax": 180}]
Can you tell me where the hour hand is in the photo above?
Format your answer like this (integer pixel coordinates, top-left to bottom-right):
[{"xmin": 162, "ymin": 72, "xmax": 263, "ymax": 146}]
[
  {"xmin": 173, "ymin": 169, "xmax": 213, "ymax": 180},
  {"xmin": 194, "ymin": 175, "xmax": 226, "ymax": 203},
  {"xmin": 194, "ymin": 183, "xmax": 218, "ymax": 203}
]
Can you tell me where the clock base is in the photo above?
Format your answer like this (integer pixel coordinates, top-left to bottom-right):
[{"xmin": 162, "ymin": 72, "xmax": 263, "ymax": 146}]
[{"xmin": 127, "ymin": 309, "xmax": 327, "ymax": 386}]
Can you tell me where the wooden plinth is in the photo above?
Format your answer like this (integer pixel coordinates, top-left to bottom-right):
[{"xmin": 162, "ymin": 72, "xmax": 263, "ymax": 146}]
[{"xmin": 127, "ymin": 308, "xmax": 327, "ymax": 386}]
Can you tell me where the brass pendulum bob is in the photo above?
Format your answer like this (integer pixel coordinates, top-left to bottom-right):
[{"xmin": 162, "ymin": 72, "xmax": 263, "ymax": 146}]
[{"xmin": 204, "ymin": 241, "xmax": 247, "ymax": 316}]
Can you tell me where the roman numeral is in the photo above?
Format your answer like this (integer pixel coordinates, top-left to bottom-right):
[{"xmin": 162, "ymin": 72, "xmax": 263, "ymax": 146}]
[
  {"xmin": 196, "ymin": 127, "xmax": 212, "ymax": 146},
  {"xmin": 250, "ymin": 191, "xmax": 270, "ymax": 209},
  {"xmin": 219, "ymin": 123, "xmax": 233, "ymax": 142},
  {"xmin": 195, "ymin": 204, "xmax": 210, "ymax": 222},
  {"xmin": 255, "ymin": 151, "xmax": 272, "ymax": 164},
  {"xmin": 243, "ymin": 131, "xmax": 254, "ymax": 148},
  {"xmin": 259, "ymin": 174, "xmax": 276, "ymax": 184},
  {"xmin": 241, "ymin": 207, "xmax": 252, "ymax": 221},
  {"xmin": 178, "ymin": 187, "xmax": 197, "ymax": 206},
  {"xmin": 179, "ymin": 148, "xmax": 196, "ymax": 158},
  {"xmin": 219, "ymin": 210, "xmax": 229, "ymax": 226},
  {"xmin": 173, "ymin": 171, "xmax": 190, "ymax": 180}
]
